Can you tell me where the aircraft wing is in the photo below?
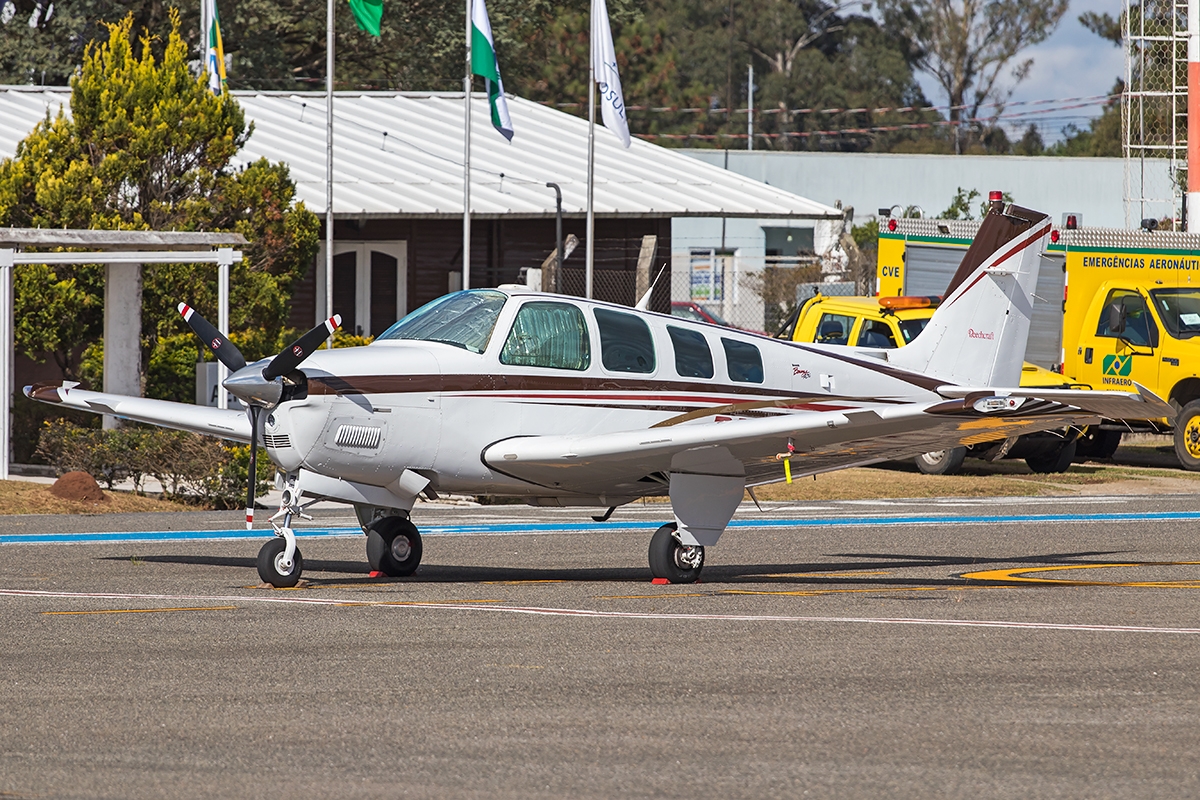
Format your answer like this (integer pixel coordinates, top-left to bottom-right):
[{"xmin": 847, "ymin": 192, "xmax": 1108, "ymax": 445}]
[
  {"xmin": 481, "ymin": 385, "xmax": 1168, "ymax": 495},
  {"xmin": 24, "ymin": 383, "xmax": 252, "ymax": 442}
]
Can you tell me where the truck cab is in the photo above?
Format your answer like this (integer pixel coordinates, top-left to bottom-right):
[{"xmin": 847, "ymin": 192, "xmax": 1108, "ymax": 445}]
[{"xmin": 1066, "ymin": 280, "xmax": 1200, "ymax": 467}]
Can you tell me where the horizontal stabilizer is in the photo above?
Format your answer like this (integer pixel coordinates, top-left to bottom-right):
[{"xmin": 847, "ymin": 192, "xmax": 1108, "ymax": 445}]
[{"xmin": 936, "ymin": 382, "xmax": 1175, "ymax": 422}]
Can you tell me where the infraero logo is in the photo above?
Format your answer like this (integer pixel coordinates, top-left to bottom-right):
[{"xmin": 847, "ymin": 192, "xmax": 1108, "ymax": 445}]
[{"xmin": 1102, "ymin": 354, "xmax": 1132, "ymax": 376}]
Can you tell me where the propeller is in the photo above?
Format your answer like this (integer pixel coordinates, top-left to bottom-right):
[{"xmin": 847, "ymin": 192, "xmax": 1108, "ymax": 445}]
[
  {"xmin": 177, "ymin": 303, "xmax": 247, "ymax": 372},
  {"xmin": 177, "ymin": 304, "xmax": 342, "ymax": 530}
]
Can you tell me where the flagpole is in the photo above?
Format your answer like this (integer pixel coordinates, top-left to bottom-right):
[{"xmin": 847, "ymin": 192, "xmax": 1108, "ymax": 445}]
[
  {"xmin": 325, "ymin": 0, "xmax": 335, "ymax": 343},
  {"xmin": 462, "ymin": 0, "xmax": 472, "ymax": 291},
  {"xmin": 585, "ymin": 1, "xmax": 596, "ymax": 300}
]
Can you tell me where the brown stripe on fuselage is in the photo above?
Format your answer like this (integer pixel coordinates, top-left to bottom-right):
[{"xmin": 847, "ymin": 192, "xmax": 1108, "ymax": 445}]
[{"xmin": 307, "ymin": 372, "xmax": 920, "ymax": 402}]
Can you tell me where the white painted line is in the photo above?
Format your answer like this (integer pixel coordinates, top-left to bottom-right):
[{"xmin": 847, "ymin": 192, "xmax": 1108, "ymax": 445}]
[{"xmin": 3, "ymin": 588, "xmax": 1199, "ymax": 635}]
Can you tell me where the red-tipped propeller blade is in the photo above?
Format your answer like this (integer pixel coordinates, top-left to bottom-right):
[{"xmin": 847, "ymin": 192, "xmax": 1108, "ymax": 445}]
[
  {"xmin": 177, "ymin": 303, "xmax": 247, "ymax": 372},
  {"xmin": 262, "ymin": 315, "xmax": 341, "ymax": 381}
]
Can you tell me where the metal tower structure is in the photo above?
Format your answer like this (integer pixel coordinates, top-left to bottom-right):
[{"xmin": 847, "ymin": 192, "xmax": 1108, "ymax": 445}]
[{"xmin": 1124, "ymin": 0, "xmax": 1189, "ymax": 227}]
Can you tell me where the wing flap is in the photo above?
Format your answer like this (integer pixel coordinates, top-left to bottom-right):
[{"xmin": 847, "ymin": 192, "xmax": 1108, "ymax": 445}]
[{"xmin": 25, "ymin": 383, "xmax": 251, "ymax": 442}]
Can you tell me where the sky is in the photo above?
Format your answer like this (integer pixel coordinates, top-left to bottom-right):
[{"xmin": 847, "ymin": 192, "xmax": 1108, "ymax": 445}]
[{"xmin": 908, "ymin": 0, "xmax": 1126, "ymax": 145}]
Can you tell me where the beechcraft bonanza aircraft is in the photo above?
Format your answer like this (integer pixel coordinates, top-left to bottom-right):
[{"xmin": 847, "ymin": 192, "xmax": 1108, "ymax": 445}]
[{"xmin": 26, "ymin": 202, "xmax": 1173, "ymax": 587}]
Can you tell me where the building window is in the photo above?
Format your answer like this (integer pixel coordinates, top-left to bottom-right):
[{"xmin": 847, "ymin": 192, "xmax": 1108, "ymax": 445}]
[
  {"xmin": 595, "ymin": 308, "xmax": 656, "ymax": 373},
  {"xmin": 500, "ymin": 302, "xmax": 591, "ymax": 370},
  {"xmin": 722, "ymin": 338, "xmax": 763, "ymax": 383},
  {"xmin": 668, "ymin": 326, "xmax": 714, "ymax": 379}
]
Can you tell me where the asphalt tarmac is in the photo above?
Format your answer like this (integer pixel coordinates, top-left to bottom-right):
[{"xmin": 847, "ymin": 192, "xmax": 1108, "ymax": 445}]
[{"xmin": 3, "ymin": 494, "xmax": 1200, "ymax": 799}]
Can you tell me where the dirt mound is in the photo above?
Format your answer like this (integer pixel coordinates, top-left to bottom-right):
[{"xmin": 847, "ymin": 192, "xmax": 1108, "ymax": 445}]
[{"xmin": 49, "ymin": 471, "xmax": 109, "ymax": 504}]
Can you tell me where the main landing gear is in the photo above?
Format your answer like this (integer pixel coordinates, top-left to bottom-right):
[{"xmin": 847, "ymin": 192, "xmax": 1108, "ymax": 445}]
[
  {"xmin": 648, "ymin": 522, "xmax": 704, "ymax": 584},
  {"xmin": 365, "ymin": 516, "xmax": 423, "ymax": 577}
]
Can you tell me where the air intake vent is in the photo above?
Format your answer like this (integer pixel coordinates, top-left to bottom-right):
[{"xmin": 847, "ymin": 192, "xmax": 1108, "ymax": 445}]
[
  {"xmin": 334, "ymin": 424, "xmax": 382, "ymax": 449},
  {"xmin": 263, "ymin": 434, "xmax": 292, "ymax": 449}
]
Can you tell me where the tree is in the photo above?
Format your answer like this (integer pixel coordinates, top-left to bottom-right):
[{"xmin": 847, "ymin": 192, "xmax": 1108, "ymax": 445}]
[
  {"xmin": 878, "ymin": 0, "xmax": 1068, "ymax": 152},
  {"xmin": 0, "ymin": 12, "xmax": 319, "ymax": 394}
]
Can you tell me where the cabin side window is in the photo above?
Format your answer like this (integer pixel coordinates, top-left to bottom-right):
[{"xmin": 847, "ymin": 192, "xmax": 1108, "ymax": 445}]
[
  {"xmin": 722, "ymin": 338, "xmax": 763, "ymax": 383},
  {"xmin": 500, "ymin": 301, "xmax": 591, "ymax": 370},
  {"xmin": 667, "ymin": 326, "xmax": 714, "ymax": 379},
  {"xmin": 595, "ymin": 308, "xmax": 656, "ymax": 374}
]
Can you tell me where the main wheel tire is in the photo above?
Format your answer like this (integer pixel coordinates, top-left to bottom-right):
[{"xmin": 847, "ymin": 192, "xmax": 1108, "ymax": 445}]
[
  {"xmin": 365, "ymin": 517, "xmax": 423, "ymax": 577},
  {"xmin": 648, "ymin": 522, "xmax": 704, "ymax": 584},
  {"xmin": 1026, "ymin": 439, "xmax": 1078, "ymax": 474},
  {"xmin": 914, "ymin": 446, "xmax": 967, "ymax": 475},
  {"xmin": 257, "ymin": 538, "xmax": 304, "ymax": 588},
  {"xmin": 1076, "ymin": 428, "xmax": 1122, "ymax": 460},
  {"xmin": 1175, "ymin": 400, "xmax": 1200, "ymax": 471}
]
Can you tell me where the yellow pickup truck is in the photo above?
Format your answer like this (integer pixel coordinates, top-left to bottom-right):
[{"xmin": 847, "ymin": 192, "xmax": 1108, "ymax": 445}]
[{"xmin": 785, "ymin": 292, "xmax": 1078, "ymax": 474}]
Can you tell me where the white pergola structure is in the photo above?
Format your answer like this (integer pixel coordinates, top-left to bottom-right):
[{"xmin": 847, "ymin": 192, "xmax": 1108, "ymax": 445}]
[{"xmin": 0, "ymin": 228, "xmax": 246, "ymax": 479}]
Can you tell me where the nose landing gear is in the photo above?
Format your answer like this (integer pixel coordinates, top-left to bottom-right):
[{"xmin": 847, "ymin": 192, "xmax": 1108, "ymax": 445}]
[
  {"xmin": 648, "ymin": 522, "xmax": 704, "ymax": 584},
  {"xmin": 257, "ymin": 484, "xmax": 312, "ymax": 588}
]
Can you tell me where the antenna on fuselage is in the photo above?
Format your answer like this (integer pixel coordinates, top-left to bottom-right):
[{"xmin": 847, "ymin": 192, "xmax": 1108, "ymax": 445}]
[{"xmin": 634, "ymin": 264, "xmax": 668, "ymax": 311}]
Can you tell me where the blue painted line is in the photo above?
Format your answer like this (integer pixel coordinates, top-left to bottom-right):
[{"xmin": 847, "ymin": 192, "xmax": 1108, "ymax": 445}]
[{"xmin": 1, "ymin": 510, "xmax": 1198, "ymax": 545}]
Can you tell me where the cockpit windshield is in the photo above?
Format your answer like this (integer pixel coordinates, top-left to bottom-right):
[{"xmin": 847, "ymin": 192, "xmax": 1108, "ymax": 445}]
[{"xmin": 375, "ymin": 290, "xmax": 507, "ymax": 353}]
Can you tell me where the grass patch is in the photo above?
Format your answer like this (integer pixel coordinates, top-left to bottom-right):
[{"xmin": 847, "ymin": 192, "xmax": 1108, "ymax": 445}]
[{"xmin": 0, "ymin": 480, "xmax": 188, "ymax": 515}]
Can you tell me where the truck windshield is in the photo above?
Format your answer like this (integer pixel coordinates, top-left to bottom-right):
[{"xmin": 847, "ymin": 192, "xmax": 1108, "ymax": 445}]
[
  {"xmin": 1150, "ymin": 288, "xmax": 1200, "ymax": 340},
  {"xmin": 897, "ymin": 318, "xmax": 929, "ymax": 344},
  {"xmin": 375, "ymin": 290, "xmax": 507, "ymax": 353}
]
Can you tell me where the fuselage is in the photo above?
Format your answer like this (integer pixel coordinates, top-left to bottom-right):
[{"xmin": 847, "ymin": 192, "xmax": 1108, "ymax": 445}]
[{"xmin": 263, "ymin": 290, "xmax": 946, "ymax": 498}]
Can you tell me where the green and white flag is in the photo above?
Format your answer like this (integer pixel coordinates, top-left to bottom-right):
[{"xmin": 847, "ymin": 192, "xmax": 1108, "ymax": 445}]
[
  {"xmin": 348, "ymin": 0, "xmax": 382, "ymax": 37},
  {"xmin": 470, "ymin": 0, "xmax": 513, "ymax": 141}
]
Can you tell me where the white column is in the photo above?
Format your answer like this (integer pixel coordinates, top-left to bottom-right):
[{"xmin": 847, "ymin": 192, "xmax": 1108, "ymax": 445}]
[
  {"xmin": 217, "ymin": 248, "xmax": 233, "ymax": 409},
  {"xmin": 0, "ymin": 249, "xmax": 12, "ymax": 479},
  {"xmin": 102, "ymin": 262, "xmax": 142, "ymax": 429}
]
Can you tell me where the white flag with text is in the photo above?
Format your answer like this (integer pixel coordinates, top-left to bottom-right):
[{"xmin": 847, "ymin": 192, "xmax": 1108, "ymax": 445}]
[{"xmin": 591, "ymin": 0, "xmax": 630, "ymax": 148}]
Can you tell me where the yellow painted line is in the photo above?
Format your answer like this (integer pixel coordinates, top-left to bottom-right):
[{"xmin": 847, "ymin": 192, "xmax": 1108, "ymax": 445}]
[
  {"xmin": 596, "ymin": 592, "xmax": 708, "ymax": 600},
  {"xmin": 721, "ymin": 586, "xmax": 990, "ymax": 598},
  {"xmin": 748, "ymin": 570, "xmax": 894, "ymax": 578},
  {"xmin": 964, "ymin": 562, "xmax": 1200, "ymax": 588},
  {"xmin": 43, "ymin": 606, "xmax": 238, "ymax": 616},
  {"xmin": 483, "ymin": 580, "xmax": 565, "ymax": 585}
]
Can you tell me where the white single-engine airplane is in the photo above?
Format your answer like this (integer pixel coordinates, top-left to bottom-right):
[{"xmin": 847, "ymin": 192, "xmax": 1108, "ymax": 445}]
[{"xmin": 26, "ymin": 203, "xmax": 1173, "ymax": 587}]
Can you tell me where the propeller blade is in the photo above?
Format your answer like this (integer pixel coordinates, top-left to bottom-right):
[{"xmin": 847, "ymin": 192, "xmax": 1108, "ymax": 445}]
[
  {"xmin": 246, "ymin": 405, "xmax": 260, "ymax": 530},
  {"xmin": 178, "ymin": 303, "xmax": 247, "ymax": 372},
  {"xmin": 262, "ymin": 315, "xmax": 341, "ymax": 381}
]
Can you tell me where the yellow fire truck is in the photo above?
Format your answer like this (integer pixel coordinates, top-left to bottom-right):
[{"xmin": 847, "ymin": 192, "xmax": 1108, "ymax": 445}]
[{"xmin": 879, "ymin": 216, "xmax": 1200, "ymax": 469}]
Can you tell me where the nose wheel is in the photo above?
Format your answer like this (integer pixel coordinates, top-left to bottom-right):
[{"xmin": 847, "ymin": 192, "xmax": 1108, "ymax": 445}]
[
  {"xmin": 257, "ymin": 536, "xmax": 304, "ymax": 588},
  {"xmin": 366, "ymin": 516, "xmax": 423, "ymax": 577},
  {"xmin": 648, "ymin": 522, "xmax": 704, "ymax": 584}
]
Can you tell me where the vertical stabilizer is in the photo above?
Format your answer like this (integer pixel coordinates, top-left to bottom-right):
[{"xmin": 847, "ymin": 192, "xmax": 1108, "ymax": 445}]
[{"xmin": 887, "ymin": 205, "xmax": 1051, "ymax": 387}]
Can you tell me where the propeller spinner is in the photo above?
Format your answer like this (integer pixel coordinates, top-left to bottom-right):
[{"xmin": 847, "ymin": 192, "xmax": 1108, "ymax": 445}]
[{"xmin": 178, "ymin": 304, "xmax": 342, "ymax": 529}]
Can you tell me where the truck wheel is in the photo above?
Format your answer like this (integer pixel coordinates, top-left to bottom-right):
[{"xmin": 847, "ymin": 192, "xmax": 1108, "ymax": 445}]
[
  {"xmin": 1076, "ymin": 428, "xmax": 1122, "ymax": 460},
  {"xmin": 1026, "ymin": 439, "xmax": 1077, "ymax": 474},
  {"xmin": 1173, "ymin": 400, "xmax": 1200, "ymax": 471},
  {"xmin": 914, "ymin": 447, "xmax": 966, "ymax": 475}
]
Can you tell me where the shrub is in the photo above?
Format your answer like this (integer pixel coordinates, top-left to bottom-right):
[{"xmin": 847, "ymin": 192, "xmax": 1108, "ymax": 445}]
[{"xmin": 35, "ymin": 420, "xmax": 273, "ymax": 508}]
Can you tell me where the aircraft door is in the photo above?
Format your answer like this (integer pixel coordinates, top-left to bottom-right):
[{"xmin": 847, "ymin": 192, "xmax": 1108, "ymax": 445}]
[{"xmin": 1075, "ymin": 288, "xmax": 1159, "ymax": 392}]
